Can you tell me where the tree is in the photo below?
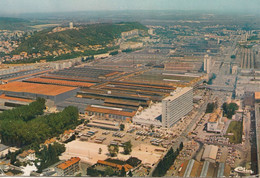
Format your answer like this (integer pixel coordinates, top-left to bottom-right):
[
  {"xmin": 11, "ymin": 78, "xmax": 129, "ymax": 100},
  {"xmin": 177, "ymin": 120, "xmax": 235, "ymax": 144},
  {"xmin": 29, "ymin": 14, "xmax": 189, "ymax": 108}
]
[
  {"xmin": 35, "ymin": 142, "xmax": 66, "ymax": 173},
  {"xmin": 0, "ymin": 105, "xmax": 79, "ymax": 147},
  {"xmin": 128, "ymin": 170, "xmax": 133, "ymax": 177},
  {"xmin": 104, "ymin": 167, "xmax": 115, "ymax": 176},
  {"xmin": 87, "ymin": 167, "xmax": 100, "ymax": 177},
  {"xmin": 120, "ymin": 124, "xmax": 125, "ymax": 131},
  {"xmin": 108, "ymin": 144, "xmax": 119, "ymax": 157},
  {"xmin": 123, "ymin": 141, "xmax": 132, "ymax": 155},
  {"xmin": 222, "ymin": 102, "xmax": 228, "ymax": 115},
  {"xmin": 98, "ymin": 148, "xmax": 102, "ymax": 154},
  {"xmin": 206, "ymin": 103, "xmax": 215, "ymax": 113},
  {"xmin": 120, "ymin": 166, "xmax": 126, "ymax": 177},
  {"xmin": 222, "ymin": 102, "xmax": 238, "ymax": 119},
  {"xmin": 152, "ymin": 147, "xmax": 180, "ymax": 177},
  {"xmin": 179, "ymin": 142, "xmax": 184, "ymax": 151},
  {"xmin": 84, "ymin": 120, "xmax": 90, "ymax": 126}
]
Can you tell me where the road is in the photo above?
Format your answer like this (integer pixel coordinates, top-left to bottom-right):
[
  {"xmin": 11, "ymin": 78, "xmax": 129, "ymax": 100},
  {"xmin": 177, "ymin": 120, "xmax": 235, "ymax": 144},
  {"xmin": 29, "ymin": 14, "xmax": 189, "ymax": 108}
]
[{"xmin": 172, "ymin": 94, "xmax": 210, "ymax": 150}]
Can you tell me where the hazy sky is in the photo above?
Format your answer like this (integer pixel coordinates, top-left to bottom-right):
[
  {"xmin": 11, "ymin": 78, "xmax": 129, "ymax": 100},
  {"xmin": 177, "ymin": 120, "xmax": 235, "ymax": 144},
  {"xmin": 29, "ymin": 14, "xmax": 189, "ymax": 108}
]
[{"xmin": 0, "ymin": 0, "xmax": 260, "ymax": 15}]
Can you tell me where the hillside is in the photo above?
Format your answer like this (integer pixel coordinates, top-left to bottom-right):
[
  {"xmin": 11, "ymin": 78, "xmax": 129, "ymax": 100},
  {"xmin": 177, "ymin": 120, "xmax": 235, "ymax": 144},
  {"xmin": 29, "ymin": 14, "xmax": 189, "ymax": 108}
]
[{"xmin": 12, "ymin": 22, "xmax": 148, "ymax": 59}]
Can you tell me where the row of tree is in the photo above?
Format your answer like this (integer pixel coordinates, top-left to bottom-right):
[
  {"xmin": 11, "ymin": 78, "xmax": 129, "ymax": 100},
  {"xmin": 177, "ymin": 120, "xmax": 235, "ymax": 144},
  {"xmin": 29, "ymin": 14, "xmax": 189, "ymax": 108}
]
[
  {"xmin": 0, "ymin": 97, "xmax": 45, "ymax": 121},
  {"xmin": 35, "ymin": 142, "xmax": 66, "ymax": 173},
  {"xmin": 107, "ymin": 141, "xmax": 133, "ymax": 157},
  {"xmin": 205, "ymin": 102, "xmax": 218, "ymax": 113},
  {"xmin": 152, "ymin": 143, "xmax": 183, "ymax": 177},
  {"xmin": 0, "ymin": 103, "xmax": 79, "ymax": 147}
]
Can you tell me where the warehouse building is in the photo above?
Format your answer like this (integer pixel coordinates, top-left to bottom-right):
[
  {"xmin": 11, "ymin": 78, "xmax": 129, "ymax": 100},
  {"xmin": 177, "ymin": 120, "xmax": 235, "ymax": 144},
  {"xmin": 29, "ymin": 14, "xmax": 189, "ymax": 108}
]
[
  {"xmin": 0, "ymin": 81, "xmax": 79, "ymax": 104},
  {"xmin": 162, "ymin": 87, "xmax": 193, "ymax": 128},
  {"xmin": 85, "ymin": 105, "xmax": 136, "ymax": 121}
]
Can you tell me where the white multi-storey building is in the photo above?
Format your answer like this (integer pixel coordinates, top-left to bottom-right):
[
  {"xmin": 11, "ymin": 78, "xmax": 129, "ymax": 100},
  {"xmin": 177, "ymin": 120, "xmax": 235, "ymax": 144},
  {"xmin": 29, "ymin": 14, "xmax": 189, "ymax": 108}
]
[
  {"xmin": 162, "ymin": 87, "xmax": 193, "ymax": 128},
  {"xmin": 204, "ymin": 54, "xmax": 211, "ymax": 74},
  {"xmin": 69, "ymin": 22, "xmax": 73, "ymax": 29}
]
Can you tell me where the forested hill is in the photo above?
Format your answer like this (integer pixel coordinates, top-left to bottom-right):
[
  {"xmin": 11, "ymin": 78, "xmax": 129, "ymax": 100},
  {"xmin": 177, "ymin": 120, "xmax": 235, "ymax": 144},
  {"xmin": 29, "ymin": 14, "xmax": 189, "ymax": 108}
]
[{"xmin": 12, "ymin": 22, "xmax": 148, "ymax": 56}]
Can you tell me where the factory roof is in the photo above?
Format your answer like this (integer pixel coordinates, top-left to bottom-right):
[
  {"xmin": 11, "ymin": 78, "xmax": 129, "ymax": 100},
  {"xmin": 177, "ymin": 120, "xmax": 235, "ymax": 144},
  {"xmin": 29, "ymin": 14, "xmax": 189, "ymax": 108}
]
[
  {"xmin": 104, "ymin": 71, "xmax": 120, "ymax": 77},
  {"xmin": 57, "ymin": 157, "xmax": 80, "ymax": 170},
  {"xmin": 41, "ymin": 75, "xmax": 98, "ymax": 83},
  {"xmin": 104, "ymin": 98, "xmax": 141, "ymax": 106},
  {"xmin": 0, "ymin": 81, "xmax": 78, "ymax": 96},
  {"xmin": 0, "ymin": 94, "xmax": 34, "ymax": 103},
  {"xmin": 202, "ymin": 145, "xmax": 218, "ymax": 161},
  {"xmin": 2, "ymin": 70, "xmax": 51, "ymax": 83},
  {"xmin": 255, "ymin": 92, "xmax": 260, "ymax": 100},
  {"xmin": 163, "ymin": 87, "xmax": 192, "ymax": 101},
  {"xmin": 25, "ymin": 77, "xmax": 95, "ymax": 88},
  {"xmin": 86, "ymin": 106, "xmax": 136, "ymax": 117},
  {"xmin": 92, "ymin": 119, "xmax": 119, "ymax": 126}
]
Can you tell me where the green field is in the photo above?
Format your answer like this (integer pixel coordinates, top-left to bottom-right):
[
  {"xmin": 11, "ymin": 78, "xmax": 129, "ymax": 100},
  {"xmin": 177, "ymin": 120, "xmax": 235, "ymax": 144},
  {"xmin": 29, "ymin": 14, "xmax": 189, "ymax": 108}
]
[{"xmin": 225, "ymin": 121, "xmax": 243, "ymax": 144}]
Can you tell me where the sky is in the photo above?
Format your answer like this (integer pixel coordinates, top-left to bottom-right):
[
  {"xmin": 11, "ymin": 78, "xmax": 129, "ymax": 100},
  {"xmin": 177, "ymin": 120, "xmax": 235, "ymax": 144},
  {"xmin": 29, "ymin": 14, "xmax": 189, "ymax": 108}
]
[{"xmin": 0, "ymin": 0, "xmax": 260, "ymax": 15}]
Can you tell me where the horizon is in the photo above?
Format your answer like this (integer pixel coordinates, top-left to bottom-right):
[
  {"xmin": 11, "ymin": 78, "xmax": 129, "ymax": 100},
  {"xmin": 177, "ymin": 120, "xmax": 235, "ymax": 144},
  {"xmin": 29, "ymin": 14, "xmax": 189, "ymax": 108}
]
[{"xmin": 0, "ymin": 0, "xmax": 260, "ymax": 16}]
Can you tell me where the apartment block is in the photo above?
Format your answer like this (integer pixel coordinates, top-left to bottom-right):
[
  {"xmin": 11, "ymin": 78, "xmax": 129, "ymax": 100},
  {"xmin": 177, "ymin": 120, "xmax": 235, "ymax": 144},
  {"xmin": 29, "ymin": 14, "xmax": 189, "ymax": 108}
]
[{"xmin": 162, "ymin": 87, "xmax": 193, "ymax": 128}]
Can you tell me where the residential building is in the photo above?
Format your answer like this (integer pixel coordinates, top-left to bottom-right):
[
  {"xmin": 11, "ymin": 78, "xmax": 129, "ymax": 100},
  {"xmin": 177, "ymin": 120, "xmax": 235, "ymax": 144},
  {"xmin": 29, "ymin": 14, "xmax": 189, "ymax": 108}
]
[
  {"xmin": 17, "ymin": 150, "xmax": 36, "ymax": 162},
  {"xmin": 202, "ymin": 145, "xmax": 219, "ymax": 163},
  {"xmin": 207, "ymin": 109, "xmax": 222, "ymax": 133},
  {"xmin": 162, "ymin": 87, "xmax": 193, "ymax": 128},
  {"xmin": 96, "ymin": 160, "xmax": 133, "ymax": 173},
  {"xmin": 55, "ymin": 157, "xmax": 80, "ymax": 176}
]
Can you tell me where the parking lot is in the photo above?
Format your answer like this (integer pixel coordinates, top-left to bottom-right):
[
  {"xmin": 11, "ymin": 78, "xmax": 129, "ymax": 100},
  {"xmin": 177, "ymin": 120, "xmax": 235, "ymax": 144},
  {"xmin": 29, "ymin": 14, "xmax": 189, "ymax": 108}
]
[{"xmin": 60, "ymin": 123, "xmax": 171, "ymax": 165}]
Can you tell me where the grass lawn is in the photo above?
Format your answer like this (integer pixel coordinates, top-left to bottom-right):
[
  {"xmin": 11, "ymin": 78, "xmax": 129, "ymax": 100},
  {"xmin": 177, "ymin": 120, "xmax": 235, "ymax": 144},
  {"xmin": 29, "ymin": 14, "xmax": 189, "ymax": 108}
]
[{"xmin": 225, "ymin": 121, "xmax": 243, "ymax": 144}]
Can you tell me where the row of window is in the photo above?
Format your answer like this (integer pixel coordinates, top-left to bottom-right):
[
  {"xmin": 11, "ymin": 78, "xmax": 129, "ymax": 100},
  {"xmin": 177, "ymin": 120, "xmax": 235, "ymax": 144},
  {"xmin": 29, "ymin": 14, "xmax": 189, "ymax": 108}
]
[{"xmin": 87, "ymin": 111, "xmax": 128, "ymax": 120}]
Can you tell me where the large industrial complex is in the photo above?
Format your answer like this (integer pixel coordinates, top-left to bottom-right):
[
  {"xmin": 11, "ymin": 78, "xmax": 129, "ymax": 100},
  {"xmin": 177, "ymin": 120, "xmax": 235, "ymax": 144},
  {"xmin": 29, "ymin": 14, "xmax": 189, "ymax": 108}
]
[
  {"xmin": 0, "ymin": 61, "xmax": 203, "ymax": 128},
  {"xmin": 0, "ymin": 8, "xmax": 260, "ymax": 177}
]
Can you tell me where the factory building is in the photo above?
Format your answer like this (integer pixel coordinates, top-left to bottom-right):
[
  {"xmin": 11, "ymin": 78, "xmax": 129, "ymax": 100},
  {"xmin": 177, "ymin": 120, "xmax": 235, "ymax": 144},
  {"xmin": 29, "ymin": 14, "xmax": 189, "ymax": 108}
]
[
  {"xmin": 0, "ymin": 94, "xmax": 34, "ymax": 111},
  {"xmin": 0, "ymin": 81, "xmax": 79, "ymax": 104},
  {"xmin": 56, "ymin": 97, "xmax": 104, "ymax": 114},
  {"xmin": 162, "ymin": 87, "xmax": 193, "ymax": 128},
  {"xmin": 85, "ymin": 105, "xmax": 136, "ymax": 121}
]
